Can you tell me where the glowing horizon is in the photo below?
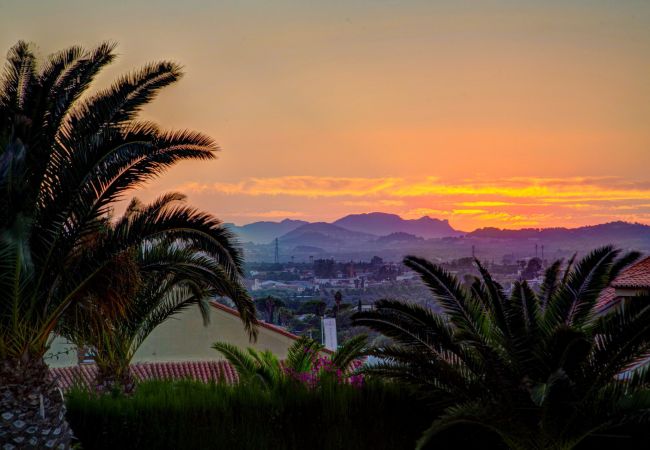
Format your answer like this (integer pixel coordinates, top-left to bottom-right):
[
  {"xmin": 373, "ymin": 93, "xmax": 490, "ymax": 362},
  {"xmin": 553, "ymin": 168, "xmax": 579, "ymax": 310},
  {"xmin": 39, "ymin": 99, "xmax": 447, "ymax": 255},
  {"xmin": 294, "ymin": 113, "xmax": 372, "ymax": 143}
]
[{"xmin": 4, "ymin": 0, "xmax": 650, "ymax": 230}]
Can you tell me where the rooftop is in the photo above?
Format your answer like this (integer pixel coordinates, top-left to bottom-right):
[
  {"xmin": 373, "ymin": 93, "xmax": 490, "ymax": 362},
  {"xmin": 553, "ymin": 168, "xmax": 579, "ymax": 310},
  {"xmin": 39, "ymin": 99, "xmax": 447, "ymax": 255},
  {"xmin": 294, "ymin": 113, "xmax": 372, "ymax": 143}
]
[{"xmin": 611, "ymin": 256, "xmax": 650, "ymax": 289}]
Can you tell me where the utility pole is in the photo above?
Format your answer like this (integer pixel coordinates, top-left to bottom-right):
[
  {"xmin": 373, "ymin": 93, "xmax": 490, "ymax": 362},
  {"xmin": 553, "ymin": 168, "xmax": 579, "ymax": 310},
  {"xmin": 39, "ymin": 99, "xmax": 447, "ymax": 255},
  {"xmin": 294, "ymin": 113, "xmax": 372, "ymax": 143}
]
[{"xmin": 274, "ymin": 238, "xmax": 279, "ymax": 264}]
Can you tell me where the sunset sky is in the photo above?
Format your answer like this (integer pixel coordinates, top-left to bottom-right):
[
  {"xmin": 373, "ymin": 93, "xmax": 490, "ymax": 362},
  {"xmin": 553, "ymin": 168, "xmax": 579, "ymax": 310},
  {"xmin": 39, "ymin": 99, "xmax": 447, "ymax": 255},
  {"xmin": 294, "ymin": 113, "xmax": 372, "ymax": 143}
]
[{"xmin": 3, "ymin": 0, "xmax": 650, "ymax": 231}]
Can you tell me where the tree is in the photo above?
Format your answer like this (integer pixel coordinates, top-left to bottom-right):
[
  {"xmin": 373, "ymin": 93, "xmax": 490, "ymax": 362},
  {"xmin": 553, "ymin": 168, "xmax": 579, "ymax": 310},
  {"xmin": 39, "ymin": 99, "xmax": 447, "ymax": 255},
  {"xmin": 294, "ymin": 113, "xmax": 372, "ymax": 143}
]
[
  {"xmin": 314, "ymin": 259, "xmax": 336, "ymax": 278},
  {"xmin": 352, "ymin": 247, "xmax": 650, "ymax": 449},
  {"xmin": 254, "ymin": 296, "xmax": 284, "ymax": 324},
  {"xmin": 334, "ymin": 290, "xmax": 343, "ymax": 316},
  {"xmin": 0, "ymin": 41, "xmax": 249, "ymax": 447},
  {"xmin": 521, "ymin": 257, "xmax": 543, "ymax": 280},
  {"xmin": 59, "ymin": 195, "xmax": 256, "ymax": 394}
]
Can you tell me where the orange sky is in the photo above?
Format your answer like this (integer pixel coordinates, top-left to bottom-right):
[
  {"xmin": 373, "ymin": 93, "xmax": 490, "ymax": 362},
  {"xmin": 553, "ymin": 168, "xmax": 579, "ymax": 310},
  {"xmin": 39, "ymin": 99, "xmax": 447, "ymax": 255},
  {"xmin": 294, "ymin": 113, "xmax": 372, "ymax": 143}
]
[{"xmin": 3, "ymin": 1, "xmax": 650, "ymax": 230}]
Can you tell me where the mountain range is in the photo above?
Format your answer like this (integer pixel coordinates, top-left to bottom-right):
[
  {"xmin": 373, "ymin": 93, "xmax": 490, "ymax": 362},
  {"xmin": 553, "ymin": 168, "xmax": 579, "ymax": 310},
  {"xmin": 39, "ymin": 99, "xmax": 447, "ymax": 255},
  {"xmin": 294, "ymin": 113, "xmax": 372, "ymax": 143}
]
[
  {"xmin": 226, "ymin": 214, "xmax": 650, "ymax": 263},
  {"xmin": 224, "ymin": 218, "xmax": 308, "ymax": 244},
  {"xmin": 226, "ymin": 212, "xmax": 461, "ymax": 244}
]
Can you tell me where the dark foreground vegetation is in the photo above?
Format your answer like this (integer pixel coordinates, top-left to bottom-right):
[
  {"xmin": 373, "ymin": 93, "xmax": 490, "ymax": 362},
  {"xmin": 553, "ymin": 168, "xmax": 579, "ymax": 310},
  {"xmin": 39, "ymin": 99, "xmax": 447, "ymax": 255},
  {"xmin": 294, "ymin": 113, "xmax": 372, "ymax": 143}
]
[{"xmin": 66, "ymin": 380, "xmax": 504, "ymax": 450}]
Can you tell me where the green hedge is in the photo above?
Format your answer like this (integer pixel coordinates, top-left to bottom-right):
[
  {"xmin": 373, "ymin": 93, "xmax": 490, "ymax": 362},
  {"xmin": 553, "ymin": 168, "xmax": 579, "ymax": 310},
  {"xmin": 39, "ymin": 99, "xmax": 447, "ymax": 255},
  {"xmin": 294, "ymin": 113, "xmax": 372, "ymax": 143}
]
[{"xmin": 65, "ymin": 380, "xmax": 502, "ymax": 450}]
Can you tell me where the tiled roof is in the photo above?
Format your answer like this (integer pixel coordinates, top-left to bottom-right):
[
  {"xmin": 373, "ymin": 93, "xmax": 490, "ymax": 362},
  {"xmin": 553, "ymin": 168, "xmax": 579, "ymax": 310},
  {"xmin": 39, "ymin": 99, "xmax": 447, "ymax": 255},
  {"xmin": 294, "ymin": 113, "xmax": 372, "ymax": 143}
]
[
  {"xmin": 595, "ymin": 286, "xmax": 618, "ymax": 313},
  {"xmin": 611, "ymin": 256, "xmax": 650, "ymax": 289},
  {"xmin": 50, "ymin": 359, "xmax": 364, "ymax": 391},
  {"xmin": 50, "ymin": 360, "xmax": 239, "ymax": 391},
  {"xmin": 596, "ymin": 256, "xmax": 650, "ymax": 311}
]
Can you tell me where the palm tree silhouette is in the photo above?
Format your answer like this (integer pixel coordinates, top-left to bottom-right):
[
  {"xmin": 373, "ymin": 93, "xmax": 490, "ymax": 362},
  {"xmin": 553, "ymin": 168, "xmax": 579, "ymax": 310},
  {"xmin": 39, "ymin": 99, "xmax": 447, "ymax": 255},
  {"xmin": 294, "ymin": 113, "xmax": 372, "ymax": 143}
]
[
  {"xmin": 353, "ymin": 247, "xmax": 650, "ymax": 449},
  {"xmin": 0, "ymin": 41, "xmax": 255, "ymax": 447}
]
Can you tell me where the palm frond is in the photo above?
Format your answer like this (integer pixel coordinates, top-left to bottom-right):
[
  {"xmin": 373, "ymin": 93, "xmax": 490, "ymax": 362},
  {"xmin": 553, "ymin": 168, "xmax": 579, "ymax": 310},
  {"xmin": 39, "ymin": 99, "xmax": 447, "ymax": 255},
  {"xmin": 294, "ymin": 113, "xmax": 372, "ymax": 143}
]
[
  {"xmin": 0, "ymin": 41, "xmax": 36, "ymax": 113},
  {"xmin": 212, "ymin": 342, "xmax": 259, "ymax": 382},
  {"xmin": 332, "ymin": 334, "xmax": 367, "ymax": 372},
  {"xmin": 474, "ymin": 259, "xmax": 509, "ymax": 339},
  {"xmin": 588, "ymin": 296, "xmax": 650, "ymax": 384},
  {"xmin": 609, "ymin": 251, "xmax": 642, "ymax": 281},
  {"xmin": 352, "ymin": 299, "xmax": 460, "ymax": 356},
  {"xmin": 539, "ymin": 260, "xmax": 562, "ymax": 311},
  {"xmin": 286, "ymin": 336, "xmax": 323, "ymax": 373},
  {"xmin": 47, "ymin": 41, "xmax": 116, "ymax": 133},
  {"xmin": 544, "ymin": 246, "xmax": 618, "ymax": 328},
  {"xmin": 403, "ymin": 256, "xmax": 486, "ymax": 343},
  {"xmin": 66, "ymin": 61, "xmax": 183, "ymax": 138}
]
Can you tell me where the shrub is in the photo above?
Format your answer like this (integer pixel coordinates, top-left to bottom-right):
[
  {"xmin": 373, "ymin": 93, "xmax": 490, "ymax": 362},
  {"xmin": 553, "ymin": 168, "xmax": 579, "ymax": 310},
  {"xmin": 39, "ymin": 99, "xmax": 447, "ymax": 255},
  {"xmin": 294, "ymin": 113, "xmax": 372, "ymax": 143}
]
[{"xmin": 65, "ymin": 379, "xmax": 501, "ymax": 449}]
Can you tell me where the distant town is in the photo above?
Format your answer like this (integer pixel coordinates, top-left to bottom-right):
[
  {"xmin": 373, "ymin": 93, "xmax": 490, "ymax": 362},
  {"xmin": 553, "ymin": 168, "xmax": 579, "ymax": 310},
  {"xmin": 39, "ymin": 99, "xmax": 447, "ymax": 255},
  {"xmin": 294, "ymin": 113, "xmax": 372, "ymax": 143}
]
[
  {"xmin": 226, "ymin": 213, "xmax": 650, "ymax": 344},
  {"xmin": 240, "ymin": 251, "xmax": 560, "ymax": 343}
]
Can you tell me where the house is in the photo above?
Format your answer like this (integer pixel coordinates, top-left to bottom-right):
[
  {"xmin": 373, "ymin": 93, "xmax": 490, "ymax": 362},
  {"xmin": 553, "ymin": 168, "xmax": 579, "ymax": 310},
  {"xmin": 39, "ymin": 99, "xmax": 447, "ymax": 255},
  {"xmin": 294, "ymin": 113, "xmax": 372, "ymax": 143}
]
[{"xmin": 46, "ymin": 301, "xmax": 303, "ymax": 368}]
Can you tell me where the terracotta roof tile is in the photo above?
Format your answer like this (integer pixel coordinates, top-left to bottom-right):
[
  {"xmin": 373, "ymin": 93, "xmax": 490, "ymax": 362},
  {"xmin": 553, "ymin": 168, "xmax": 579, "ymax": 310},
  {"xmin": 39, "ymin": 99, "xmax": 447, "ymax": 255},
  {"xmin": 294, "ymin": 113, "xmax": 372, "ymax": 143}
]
[
  {"xmin": 612, "ymin": 256, "xmax": 650, "ymax": 289},
  {"xmin": 595, "ymin": 286, "xmax": 618, "ymax": 312},
  {"xmin": 596, "ymin": 256, "xmax": 650, "ymax": 310},
  {"xmin": 50, "ymin": 360, "xmax": 238, "ymax": 391},
  {"xmin": 50, "ymin": 359, "xmax": 364, "ymax": 391}
]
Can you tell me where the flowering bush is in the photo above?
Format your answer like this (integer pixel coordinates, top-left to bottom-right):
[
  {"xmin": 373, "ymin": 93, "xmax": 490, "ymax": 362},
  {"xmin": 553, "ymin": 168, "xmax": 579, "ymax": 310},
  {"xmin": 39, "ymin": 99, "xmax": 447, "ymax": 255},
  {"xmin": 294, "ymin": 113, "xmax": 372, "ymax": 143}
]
[
  {"xmin": 213, "ymin": 334, "xmax": 367, "ymax": 390},
  {"xmin": 284, "ymin": 348, "xmax": 364, "ymax": 388}
]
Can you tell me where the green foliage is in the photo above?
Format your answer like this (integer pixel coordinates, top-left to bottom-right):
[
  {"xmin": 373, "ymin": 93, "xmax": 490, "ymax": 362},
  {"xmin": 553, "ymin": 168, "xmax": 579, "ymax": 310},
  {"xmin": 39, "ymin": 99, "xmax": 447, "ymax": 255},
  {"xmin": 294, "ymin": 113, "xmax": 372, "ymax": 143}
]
[
  {"xmin": 0, "ymin": 42, "xmax": 255, "ymax": 366},
  {"xmin": 285, "ymin": 336, "xmax": 324, "ymax": 373},
  {"xmin": 65, "ymin": 379, "xmax": 502, "ymax": 450},
  {"xmin": 58, "ymin": 195, "xmax": 257, "ymax": 393},
  {"xmin": 0, "ymin": 41, "xmax": 256, "ymax": 363},
  {"xmin": 212, "ymin": 342, "xmax": 282, "ymax": 388},
  {"xmin": 213, "ymin": 335, "xmax": 368, "ymax": 389},
  {"xmin": 353, "ymin": 247, "xmax": 650, "ymax": 449}
]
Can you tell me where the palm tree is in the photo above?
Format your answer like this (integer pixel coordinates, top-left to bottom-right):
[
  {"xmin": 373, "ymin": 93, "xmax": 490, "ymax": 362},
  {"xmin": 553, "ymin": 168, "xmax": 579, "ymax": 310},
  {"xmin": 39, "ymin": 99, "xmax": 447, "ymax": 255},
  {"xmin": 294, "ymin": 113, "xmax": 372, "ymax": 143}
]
[
  {"xmin": 0, "ymin": 41, "xmax": 254, "ymax": 448},
  {"xmin": 352, "ymin": 247, "xmax": 650, "ymax": 449},
  {"xmin": 213, "ymin": 334, "xmax": 367, "ymax": 389},
  {"xmin": 59, "ymin": 194, "xmax": 256, "ymax": 394}
]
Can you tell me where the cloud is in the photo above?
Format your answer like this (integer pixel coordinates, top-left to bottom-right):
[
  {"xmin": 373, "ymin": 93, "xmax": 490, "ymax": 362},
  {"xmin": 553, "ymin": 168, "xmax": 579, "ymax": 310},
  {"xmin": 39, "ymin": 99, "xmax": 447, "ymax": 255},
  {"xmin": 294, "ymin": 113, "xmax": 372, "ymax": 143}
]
[
  {"xmin": 173, "ymin": 175, "xmax": 650, "ymax": 229},
  {"xmin": 459, "ymin": 201, "xmax": 513, "ymax": 207},
  {"xmin": 342, "ymin": 199, "xmax": 405, "ymax": 207},
  {"xmin": 177, "ymin": 175, "xmax": 650, "ymax": 203},
  {"xmin": 176, "ymin": 176, "xmax": 400, "ymax": 197},
  {"xmin": 231, "ymin": 210, "xmax": 306, "ymax": 219},
  {"xmin": 451, "ymin": 209, "xmax": 489, "ymax": 215},
  {"xmin": 390, "ymin": 177, "xmax": 650, "ymax": 202}
]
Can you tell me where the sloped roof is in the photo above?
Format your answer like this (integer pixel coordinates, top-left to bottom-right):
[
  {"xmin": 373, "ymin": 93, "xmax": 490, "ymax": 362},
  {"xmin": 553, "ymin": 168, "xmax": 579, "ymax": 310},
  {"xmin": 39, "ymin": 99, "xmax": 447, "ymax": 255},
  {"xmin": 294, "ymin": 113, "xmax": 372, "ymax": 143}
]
[
  {"xmin": 611, "ymin": 256, "xmax": 650, "ymax": 289},
  {"xmin": 50, "ymin": 360, "xmax": 239, "ymax": 391},
  {"xmin": 596, "ymin": 256, "xmax": 650, "ymax": 311},
  {"xmin": 595, "ymin": 286, "xmax": 618, "ymax": 313},
  {"xmin": 211, "ymin": 301, "xmax": 299, "ymax": 341}
]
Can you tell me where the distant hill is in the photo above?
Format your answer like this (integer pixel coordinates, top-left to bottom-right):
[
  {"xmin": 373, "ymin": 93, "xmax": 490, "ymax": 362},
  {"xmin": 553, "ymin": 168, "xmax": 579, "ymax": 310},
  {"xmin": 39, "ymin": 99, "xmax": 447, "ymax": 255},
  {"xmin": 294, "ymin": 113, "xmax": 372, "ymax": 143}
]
[
  {"xmin": 291, "ymin": 245, "xmax": 326, "ymax": 254},
  {"xmin": 468, "ymin": 221, "xmax": 650, "ymax": 241},
  {"xmin": 225, "ymin": 219, "xmax": 307, "ymax": 244},
  {"xmin": 333, "ymin": 212, "xmax": 461, "ymax": 238},
  {"xmin": 374, "ymin": 232, "xmax": 424, "ymax": 244},
  {"xmin": 230, "ymin": 215, "xmax": 650, "ymax": 262},
  {"xmin": 279, "ymin": 222, "xmax": 376, "ymax": 248},
  {"xmin": 239, "ymin": 219, "xmax": 650, "ymax": 263}
]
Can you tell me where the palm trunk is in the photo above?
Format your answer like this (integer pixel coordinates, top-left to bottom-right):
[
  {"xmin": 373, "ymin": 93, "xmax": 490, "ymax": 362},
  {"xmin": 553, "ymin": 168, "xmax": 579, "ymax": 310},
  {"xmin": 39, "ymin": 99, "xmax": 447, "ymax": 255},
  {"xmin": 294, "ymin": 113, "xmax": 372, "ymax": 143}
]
[
  {"xmin": 0, "ymin": 355, "xmax": 72, "ymax": 449},
  {"xmin": 94, "ymin": 361, "xmax": 136, "ymax": 395}
]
